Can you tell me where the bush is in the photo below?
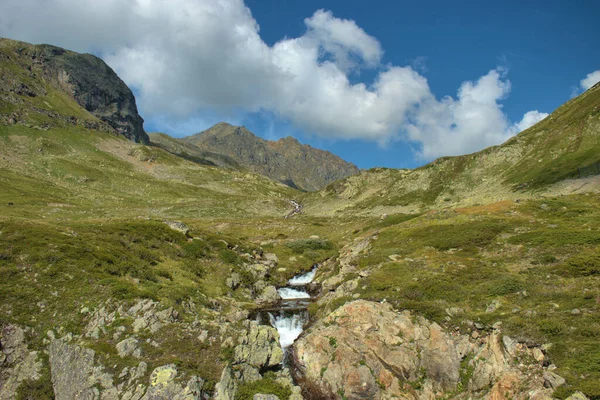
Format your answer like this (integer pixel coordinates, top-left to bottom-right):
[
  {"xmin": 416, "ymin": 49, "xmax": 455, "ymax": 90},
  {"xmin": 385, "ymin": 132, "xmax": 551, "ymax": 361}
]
[
  {"xmin": 286, "ymin": 239, "xmax": 334, "ymax": 254},
  {"xmin": 234, "ymin": 377, "xmax": 291, "ymax": 400},
  {"xmin": 556, "ymin": 251, "xmax": 600, "ymax": 277},
  {"xmin": 219, "ymin": 249, "xmax": 240, "ymax": 265}
]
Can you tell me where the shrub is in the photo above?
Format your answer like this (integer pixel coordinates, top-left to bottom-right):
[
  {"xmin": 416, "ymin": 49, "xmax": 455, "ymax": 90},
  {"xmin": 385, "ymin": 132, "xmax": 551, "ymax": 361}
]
[
  {"xmin": 219, "ymin": 249, "xmax": 240, "ymax": 265},
  {"xmin": 556, "ymin": 251, "xmax": 600, "ymax": 277},
  {"xmin": 286, "ymin": 239, "xmax": 334, "ymax": 254},
  {"xmin": 234, "ymin": 378, "xmax": 291, "ymax": 400}
]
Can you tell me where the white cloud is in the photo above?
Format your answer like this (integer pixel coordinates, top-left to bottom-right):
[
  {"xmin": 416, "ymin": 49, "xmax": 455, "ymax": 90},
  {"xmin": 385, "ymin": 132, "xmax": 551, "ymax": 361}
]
[
  {"xmin": 407, "ymin": 69, "xmax": 548, "ymax": 159},
  {"xmin": 0, "ymin": 0, "xmax": 547, "ymax": 160},
  {"xmin": 510, "ymin": 110, "xmax": 549, "ymax": 134},
  {"xmin": 580, "ymin": 70, "xmax": 600, "ymax": 91}
]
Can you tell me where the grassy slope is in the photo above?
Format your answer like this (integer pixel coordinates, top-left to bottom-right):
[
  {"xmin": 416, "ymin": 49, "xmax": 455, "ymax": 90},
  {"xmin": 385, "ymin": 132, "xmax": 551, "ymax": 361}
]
[{"xmin": 302, "ymin": 83, "xmax": 600, "ymax": 217}]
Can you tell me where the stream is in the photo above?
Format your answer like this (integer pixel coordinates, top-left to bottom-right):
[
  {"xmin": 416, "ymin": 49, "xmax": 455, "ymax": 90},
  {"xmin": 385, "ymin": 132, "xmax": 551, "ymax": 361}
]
[{"xmin": 260, "ymin": 265, "xmax": 317, "ymax": 361}]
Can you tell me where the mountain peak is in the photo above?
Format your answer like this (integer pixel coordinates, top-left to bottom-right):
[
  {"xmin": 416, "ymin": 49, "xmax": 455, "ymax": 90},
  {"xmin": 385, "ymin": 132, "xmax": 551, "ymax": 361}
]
[{"xmin": 183, "ymin": 123, "xmax": 358, "ymax": 191}]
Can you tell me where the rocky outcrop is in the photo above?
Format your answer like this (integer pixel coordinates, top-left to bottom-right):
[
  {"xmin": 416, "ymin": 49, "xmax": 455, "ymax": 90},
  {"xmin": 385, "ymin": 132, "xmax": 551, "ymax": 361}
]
[
  {"xmin": 183, "ymin": 122, "xmax": 359, "ymax": 191},
  {"xmin": 292, "ymin": 300, "xmax": 552, "ymax": 400},
  {"xmin": 215, "ymin": 321, "xmax": 302, "ymax": 400},
  {"xmin": 0, "ymin": 325, "xmax": 42, "ymax": 400},
  {"xmin": 49, "ymin": 335, "xmax": 207, "ymax": 400},
  {"xmin": 0, "ymin": 38, "xmax": 148, "ymax": 143},
  {"xmin": 49, "ymin": 336, "xmax": 118, "ymax": 400}
]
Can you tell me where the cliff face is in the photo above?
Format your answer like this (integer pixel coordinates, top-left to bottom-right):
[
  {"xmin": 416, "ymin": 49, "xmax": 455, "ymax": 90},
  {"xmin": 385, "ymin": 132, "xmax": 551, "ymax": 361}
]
[
  {"xmin": 0, "ymin": 38, "xmax": 148, "ymax": 143},
  {"xmin": 184, "ymin": 122, "xmax": 359, "ymax": 191}
]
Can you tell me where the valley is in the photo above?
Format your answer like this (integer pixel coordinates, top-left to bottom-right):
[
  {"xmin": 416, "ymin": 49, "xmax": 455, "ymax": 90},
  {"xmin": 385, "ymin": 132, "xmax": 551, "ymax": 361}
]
[{"xmin": 0, "ymin": 37, "xmax": 599, "ymax": 400}]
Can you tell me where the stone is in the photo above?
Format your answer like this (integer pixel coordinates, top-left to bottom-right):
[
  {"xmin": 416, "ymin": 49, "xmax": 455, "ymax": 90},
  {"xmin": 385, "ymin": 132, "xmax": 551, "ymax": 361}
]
[
  {"xmin": 543, "ymin": 371, "xmax": 566, "ymax": 389},
  {"xmin": 234, "ymin": 321, "xmax": 283, "ymax": 368},
  {"xmin": 571, "ymin": 308, "xmax": 581, "ymax": 315},
  {"xmin": 254, "ymin": 394, "xmax": 280, "ymax": 400},
  {"xmin": 532, "ymin": 348, "xmax": 545, "ymax": 362},
  {"xmin": 165, "ymin": 221, "xmax": 190, "ymax": 235},
  {"xmin": 142, "ymin": 365, "xmax": 205, "ymax": 400},
  {"xmin": 566, "ymin": 391, "xmax": 590, "ymax": 400},
  {"xmin": 49, "ymin": 338, "xmax": 117, "ymax": 400},
  {"xmin": 263, "ymin": 253, "xmax": 279, "ymax": 264},
  {"xmin": 117, "ymin": 337, "xmax": 141, "ymax": 358},
  {"xmin": 486, "ymin": 299, "xmax": 501, "ymax": 313},
  {"xmin": 256, "ymin": 285, "xmax": 281, "ymax": 304},
  {"xmin": 0, "ymin": 325, "xmax": 42, "ymax": 400}
]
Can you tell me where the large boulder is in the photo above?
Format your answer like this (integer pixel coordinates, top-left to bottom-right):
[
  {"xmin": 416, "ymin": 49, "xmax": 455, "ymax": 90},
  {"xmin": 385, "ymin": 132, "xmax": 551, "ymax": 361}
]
[{"xmin": 292, "ymin": 300, "xmax": 549, "ymax": 400}]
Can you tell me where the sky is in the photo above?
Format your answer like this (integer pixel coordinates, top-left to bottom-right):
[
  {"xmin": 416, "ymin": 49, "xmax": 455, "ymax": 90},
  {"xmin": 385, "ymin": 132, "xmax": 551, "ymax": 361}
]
[{"xmin": 1, "ymin": 0, "xmax": 599, "ymax": 169}]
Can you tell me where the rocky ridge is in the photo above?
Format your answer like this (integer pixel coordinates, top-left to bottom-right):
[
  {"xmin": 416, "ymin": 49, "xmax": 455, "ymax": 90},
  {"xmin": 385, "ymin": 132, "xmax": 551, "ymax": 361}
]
[
  {"xmin": 183, "ymin": 122, "xmax": 359, "ymax": 191},
  {"xmin": 0, "ymin": 38, "xmax": 148, "ymax": 143}
]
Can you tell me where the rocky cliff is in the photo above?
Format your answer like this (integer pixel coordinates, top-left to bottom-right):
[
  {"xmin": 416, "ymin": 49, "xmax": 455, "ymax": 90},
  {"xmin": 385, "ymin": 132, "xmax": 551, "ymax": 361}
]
[
  {"xmin": 183, "ymin": 122, "xmax": 359, "ymax": 191},
  {"xmin": 0, "ymin": 38, "xmax": 148, "ymax": 143}
]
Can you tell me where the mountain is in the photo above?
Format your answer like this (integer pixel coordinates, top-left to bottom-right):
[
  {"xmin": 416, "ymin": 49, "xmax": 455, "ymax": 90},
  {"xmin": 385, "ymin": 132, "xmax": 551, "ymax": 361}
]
[
  {"xmin": 303, "ymin": 82, "xmax": 600, "ymax": 216},
  {"xmin": 148, "ymin": 132, "xmax": 240, "ymax": 169},
  {"xmin": 2, "ymin": 37, "xmax": 600, "ymax": 400},
  {"xmin": 183, "ymin": 122, "xmax": 360, "ymax": 191},
  {"xmin": 0, "ymin": 38, "xmax": 148, "ymax": 143}
]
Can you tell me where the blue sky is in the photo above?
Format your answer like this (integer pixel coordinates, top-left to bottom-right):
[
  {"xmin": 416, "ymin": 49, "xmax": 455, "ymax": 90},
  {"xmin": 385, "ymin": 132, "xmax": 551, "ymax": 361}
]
[{"xmin": 1, "ymin": 0, "xmax": 599, "ymax": 169}]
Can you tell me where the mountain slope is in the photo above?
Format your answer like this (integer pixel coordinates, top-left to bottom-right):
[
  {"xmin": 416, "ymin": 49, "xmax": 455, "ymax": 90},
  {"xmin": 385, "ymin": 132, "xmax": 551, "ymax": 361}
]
[
  {"xmin": 149, "ymin": 132, "xmax": 240, "ymax": 169},
  {"xmin": 0, "ymin": 38, "xmax": 148, "ymax": 143},
  {"xmin": 303, "ymin": 83, "xmax": 600, "ymax": 216},
  {"xmin": 183, "ymin": 122, "xmax": 360, "ymax": 191}
]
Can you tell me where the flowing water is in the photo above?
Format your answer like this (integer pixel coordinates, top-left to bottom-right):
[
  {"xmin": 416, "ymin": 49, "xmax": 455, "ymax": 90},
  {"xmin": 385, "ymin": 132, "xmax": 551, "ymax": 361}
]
[{"xmin": 262, "ymin": 265, "xmax": 317, "ymax": 360}]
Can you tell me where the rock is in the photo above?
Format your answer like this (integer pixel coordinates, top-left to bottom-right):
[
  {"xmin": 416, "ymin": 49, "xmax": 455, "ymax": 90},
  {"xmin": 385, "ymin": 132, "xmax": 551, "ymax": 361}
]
[
  {"xmin": 566, "ymin": 391, "xmax": 590, "ymax": 400},
  {"xmin": 571, "ymin": 308, "xmax": 581, "ymax": 315},
  {"xmin": 486, "ymin": 299, "xmax": 501, "ymax": 313},
  {"xmin": 49, "ymin": 338, "xmax": 117, "ymax": 400},
  {"xmin": 543, "ymin": 371, "xmax": 566, "ymax": 389},
  {"xmin": 165, "ymin": 221, "xmax": 190, "ymax": 235},
  {"xmin": 226, "ymin": 272, "xmax": 242, "ymax": 290},
  {"xmin": 502, "ymin": 335, "xmax": 517, "ymax": 356},
  {"xmin": 293, "ymin": 300, "xmax": 461, "ymax": 398},
  {"xmin": 116, "ymin": 337, "xmax": 141, "ymax": 358},
  {"xmin": 184, "ymin": 123, "xmax": 358, "ymax": 191},
  {"xmin": 256, "ymin": 285, "xmax": 281, "ymax": 304},
  {"xmin": 532, "ymin": 348, "xmax": 545, "ymax": 362},
  {"xmin": 445, "ymin": 307, "xmax": 464, "ymax": 317},
  {"xmin": 37, "ymin": 42, "xmax": 149, "ymax": 143},
  {"xmin": 293, "ymin": 300, "xmax": 549, "ymax": 400},
  {"xmin": 142, "ymin": 365, "xmax": 205, "ymax": 400},
  {"xmin": 254, "ymin": 395, "xmax": 280, "ymax": 400},
  {"xmin": 263, "ymin": 253, "xmax": 279, "ymax": 264},
  {"xmin": 234, "ymin": 321, "xmax": 283, "ymax": 368},
  {"xmin": 0, "ymin": 325, "xmax": 42, "ymax": 400}
]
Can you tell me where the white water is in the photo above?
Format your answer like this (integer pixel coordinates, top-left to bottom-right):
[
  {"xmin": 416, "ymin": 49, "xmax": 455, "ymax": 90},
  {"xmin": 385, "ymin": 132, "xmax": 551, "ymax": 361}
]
[
  {"xmin": 267, "ymin": 266, "xmax": 318, "ymax": 353},
  {"xmin": 278, "ymin": 287, "xmax": 310, "ymax": 299},
  {"xmin": 287, "ymin": 267, "xmax": 317, "ymax": 286},
  {"xmin": 269, "ymin": 312, "xmax": 306, "ymax": 348}
]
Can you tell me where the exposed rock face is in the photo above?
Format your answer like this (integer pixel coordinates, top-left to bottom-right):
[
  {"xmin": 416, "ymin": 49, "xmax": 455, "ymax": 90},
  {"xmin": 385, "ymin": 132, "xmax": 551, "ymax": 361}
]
[
  {"xmin": 215, "ymin": 321, "xmax": 301, "ymax": 400},
  {"xmin": 183, "ymin": 122, "xmax": 359, "ymax": 191},
  {"xmin": 49, "ymin": 337, "xmax": 118, "ymax": 400},
  {"xmin": 49, "ymin": 335, "xmax": 206, "ymax": 400},
  {"xmin": 0, "ymin": 325, "xmax": 42, "ymax": 400},
  {"xmin": 292, "ymin": 300, "xmax": 551, "ymax": 400},
  {"xmin": 0, "ymin": 38, "xmax": 148, "ymax": 143}
]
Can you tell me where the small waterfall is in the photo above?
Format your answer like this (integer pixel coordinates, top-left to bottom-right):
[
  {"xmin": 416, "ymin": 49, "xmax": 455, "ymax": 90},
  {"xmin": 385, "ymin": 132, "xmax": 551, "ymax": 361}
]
[
  {"xmin": 277, "ymin": 287, "xmax": 310, "ymax": 299},
  {"xmin": 287, "ymin": 265, "xmax": 317, "ymax": 286},
  {"xmin": 268, "ymin": 310, "xmax": 308, "ymax": 349},
  {"xmin": 260, "ymin": 265, "xmax": 317, "ymax": 358}
]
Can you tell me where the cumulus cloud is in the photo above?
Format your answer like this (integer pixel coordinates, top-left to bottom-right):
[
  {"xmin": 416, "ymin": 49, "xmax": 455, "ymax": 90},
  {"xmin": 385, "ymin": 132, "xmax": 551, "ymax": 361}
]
[
  {"xmin": 0, "ymin": 0, "xmax": 547, "ymax": 159},
  {"xmin": 580, "ymin": 70, "xmax": 600, "ymax": 91}
]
